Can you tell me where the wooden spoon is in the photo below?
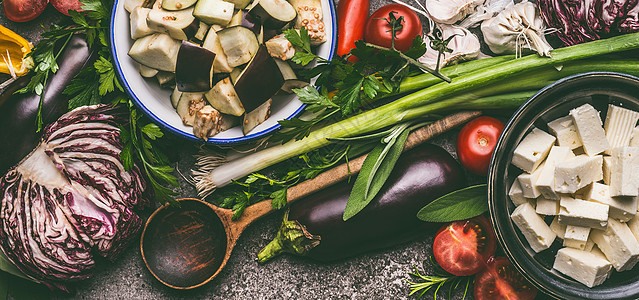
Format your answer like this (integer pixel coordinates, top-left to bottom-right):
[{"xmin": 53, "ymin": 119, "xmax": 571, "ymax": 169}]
[{"xmin": 140, "ymin": 110, "xmax": 481, "ymax": 289}]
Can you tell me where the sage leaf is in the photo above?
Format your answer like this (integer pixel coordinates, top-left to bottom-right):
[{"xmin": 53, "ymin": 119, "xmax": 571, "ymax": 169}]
[
  {"xmin": 417, "ymin": 184, "xmax": 488, "ymax": 222},
  {"xmin": 343, "ymin": 126, "xmax": 410, "ymax": 221}
]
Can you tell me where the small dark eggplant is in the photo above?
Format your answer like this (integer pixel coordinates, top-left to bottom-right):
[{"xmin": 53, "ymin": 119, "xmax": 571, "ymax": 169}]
[
  {"xmin": 0, "ymin": 35, "xmax": 96, "ymax": 175},
  {"xmin": 257, "ymin": 143, "xmax": 465, "ymax": 262}
]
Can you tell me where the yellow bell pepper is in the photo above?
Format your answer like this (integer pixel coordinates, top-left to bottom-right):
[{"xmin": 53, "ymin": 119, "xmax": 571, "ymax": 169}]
[{"xmin": 0, "ymin": 25, "xmax": 33, "ymax": 78}]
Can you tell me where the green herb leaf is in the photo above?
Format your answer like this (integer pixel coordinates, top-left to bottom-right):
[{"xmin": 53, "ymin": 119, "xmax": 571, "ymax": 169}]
[
  {"xmin": 291, "ymin": 52, "xmax": 317, "ymax": 66},
  {"xmin": 336, "ymin": 76, "xmax": 364, "ymax": 116},
  {"xmin": 142, "ymin": 123, "xmax": 163, "ymax": 140},
  {"xmin": 270, "ymin": 188, "xmax": 287, "ymax": 209},
  {"xmin": 343, "ymin": 125, "xmax": 410, "ymax": 221},
  {"xmin": 417, "ymin": 184, "xmax": 489, "ymax": 222}
]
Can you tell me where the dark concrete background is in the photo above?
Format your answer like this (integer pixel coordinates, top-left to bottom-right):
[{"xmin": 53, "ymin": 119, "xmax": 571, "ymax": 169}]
[{"xmin": 0, "ymin": 1, "xmax": 519, "ymax": 299}]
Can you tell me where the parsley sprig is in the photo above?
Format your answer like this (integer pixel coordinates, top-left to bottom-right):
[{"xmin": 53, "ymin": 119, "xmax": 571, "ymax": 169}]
[{"xmin": 21, "ymin": 0, "xmax": 179, "ymax": 204}]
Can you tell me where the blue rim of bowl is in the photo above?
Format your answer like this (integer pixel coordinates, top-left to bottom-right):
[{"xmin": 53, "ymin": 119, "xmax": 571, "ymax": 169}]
[
  {"xmin": 109, "ymin": 1, "xmax": 337, "ymax": 144},
  {"xmin": 488, "ymin": 71, "xmax": 639, "ymax": 299}
]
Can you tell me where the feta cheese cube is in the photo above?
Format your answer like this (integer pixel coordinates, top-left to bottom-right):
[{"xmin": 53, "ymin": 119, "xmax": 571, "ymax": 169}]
[
  {"xmin": 590, "ymin": 245, "xmax": 607, "ymax": 259},
  {"xmin": 550, "ymin": 216, "xmax": 567, "ymax": 239},
  {"xmin": 587, "ymin": 182, "xmax": 637, "ymax": 222},
  {"xmin": 554, "ymin": 155, "xmax": 603, "ymax": 194},
  {"xmin": 558, "ymin": 197, "xmax": 609, "ymax": 230},
  {"xmin": 603, "ymin": 156, "xmax": 612, "ymax": 185},
  {"xmin": 518, "ymin": 166, "xmax": 543, "ymax": 198},
  {"xmin": 604, "ymin": 104, "xmax": 639, "ymax": 154},
  {"xmin": 630, "ymin": 125, "xmax": 639, "ymax": 146},
  {"xmin": 584, "ymin": 238, "xmax": 595, "ymax": 252},
  {"xmin": 509, "ymin": 180, "xmax": 533, "ymax": 207},
  {"xmin": 548, "ymin": 115, "xmax": 583, "ymax": 150},
  {"xmin": 627, "ymin": 214, "xmax": 639, "ymax": 243},
  {"xmin": 511, "ymin": 202, "xmax": 556, "ymax": 253},
  {"xmin": 536, "ymin": 196, "xmax": 559, "ymax": 215},
  {"xmin": 563, "ymin": 225, "xmax": 591, "ymax": 250},
  {"xmin": 512, "ymin": 128, "xmax": 556, "ymax": 173},
  {"xmin": 553, "ymin": 247, "xmax": 612, "ymax": 288},
  {"xmin": 570, "ymin": 104, "xmax": 610, "ymax": 156},
  {"xmin": 610, "ymin": 147, "xmax": 639, "ymax": 197},
  {"xmin": 591, "ymin": 218, "xmax": 639, "ymax": 271},
  {"xmin": 536, "ymin": 146, "xmax": 574, "ymax": 200}
]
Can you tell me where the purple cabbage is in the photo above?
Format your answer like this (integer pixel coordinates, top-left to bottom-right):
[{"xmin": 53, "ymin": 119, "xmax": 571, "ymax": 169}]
[
  {"xmin": 539, "ymin": 0, "xmax": 639, "ymax": 46},
  {"xmin": 0, "ymin": 105, "xmax": 149, "ymax": 290}
]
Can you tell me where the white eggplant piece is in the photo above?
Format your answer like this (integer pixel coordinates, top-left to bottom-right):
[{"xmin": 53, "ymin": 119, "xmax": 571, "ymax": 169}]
[
  {"xmin": 265, "ymin": 33, "xmax": 297, "ymax": 61},
  {"xmin": 243, "ymin": 99, "xmax": 272, "ymax": 135},
  {"xmin": 225, "ymin": 0, "xmax": 252, "ymax": 9},
  {"xmin": 138, "ymin": 63, "xmax": 159, "ymax": 77},
  {"xmin": 146, "ymin": 7, "xmax": 199, "ymax": 40},
  {"xmin": 418, "ymin": 25, "xmax": 480, "ymax": 70},
  {"xmin": 161, "ymin": 0, "xmax": 197, "ymax": 10},
  {"xmin": 124, "ymin": 0, "xmax": 152, "ymax": 12},
  {"xmin": 128, "ymin": 33, "xmax": 181, "ymax": 72},
  {"xmin": 176, "ymin": 92, "xmax": 206, "ymax": 125},
  {"xmin": 171, "ymin": 86, "xmax": 183, "ymax": 108},
  {"xmin": 289, "ymin": 0, "xmax": 326, "ymax": 45},
  {"xmin": 247, "ymin": 0, "xmax": 297, "ymax": 29},
  {"xmin": 202, "ymin": 25, "xmax": 234, "ymax": 73},
  {"xmin": 219, "ymin": 114, "xmax": 241, "ymax": 132},
  {"xmin": 234, "ymin": 45, "xmax": 285, "ymax": 112},
  {"xmin": 205, "ymin": 77, "xmax": 245, "ymax": 116},
  {"xmin": 425, "ymin": 0, "xmax": 485, "ymax": 24},
  {"xmin": 193, "ymin": 105, "xmax": 222, "ymax": 139},
  {"xmin": 194, "ymin": 21, "xmax": 210, "ymax": 41},
  {"xmin": 217, "ymin": 26, "xmax": 260, "ymax": 67},
  {"xmin": 274, "ymin": 58, "xmax": 308, "ymax": 93},
  {"xmin": 130, "ymin": 7, "xmax": 154, "ymax": 39},
  {"xmin": 156, "ymin": 71, "xmax": 175, "ymax": 87},
  {"xmin": 193, "ymin": 0, "xmax": 235, "ymax": 25},
  {"xmin": 229, "ymin": 67, "xmax": 242, "ymax": 84}
]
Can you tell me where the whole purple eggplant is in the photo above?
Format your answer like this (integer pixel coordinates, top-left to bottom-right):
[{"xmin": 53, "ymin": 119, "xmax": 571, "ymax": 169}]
[
  {"xmin": 0, "ymin": 34, "xmax": 96, "ymax": 174},
  {"xmin": 257, "ymin": 143, "xmax": 465, "ymax": 262}
]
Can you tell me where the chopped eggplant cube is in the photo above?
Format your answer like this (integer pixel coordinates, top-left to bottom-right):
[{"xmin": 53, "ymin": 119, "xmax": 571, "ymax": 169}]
[
  {"xmin": 193, "ymin": 0, "xmax": 235, "ymax": 25},
  {"xmin": 217, "ymin": 26, "xmax": 260, "ymax": 67},
  {"xmin": 247, "ymin": 0, "xmax": 297, "ymax": 29},
  {"xmin": 234, "ymin": 45, "xmax": 285, "ymax": 112},
  {"xmin": 146, "ymin": 7, "xmax": 199, "ymax": 41},
  {"xmin": 243, "ymin": 99, "xmax": 272, "ymax": 135},
  {"xmin": 205, "ymin": 77, "xmax": 245, "ymax": 116},
  {"xmin": 176, "ymin": 41, "xmax": 216, "ymax": 92},
  {"xmin": 128, "ymin": 33, "xmax": 181, "ymax": 72}
]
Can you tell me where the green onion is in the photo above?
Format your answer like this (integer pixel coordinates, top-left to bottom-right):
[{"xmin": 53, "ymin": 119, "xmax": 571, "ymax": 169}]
[{"xmin": 194, "ymin": 33, "xmax": 639, "ymax": 196}]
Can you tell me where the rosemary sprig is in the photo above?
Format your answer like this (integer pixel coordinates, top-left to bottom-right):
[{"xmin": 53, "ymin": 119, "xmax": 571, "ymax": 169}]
[{"xmin": 406, "ymin": 259, "xmax": 473, "ymax": 299}]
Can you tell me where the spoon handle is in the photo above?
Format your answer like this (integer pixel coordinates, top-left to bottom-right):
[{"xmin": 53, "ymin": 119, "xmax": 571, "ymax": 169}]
[{"xmin": 238, "ymin": 110, "xmax": 482, "ymax": 224}]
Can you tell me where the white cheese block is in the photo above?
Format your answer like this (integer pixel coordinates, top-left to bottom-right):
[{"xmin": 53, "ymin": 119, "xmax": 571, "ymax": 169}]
[
  {"xmin": 509, "ymin": 180, "xmax": 533, "ymax": 207},
  {"xmin": 584, "ymin": 238, "xmax": 595, "ymax": 252},
  {"xmin": 610, "ymin": 146, "xmax": 639, "ymax": 197},
  {"xmin": 536, "ymin": 146, "xmax": 574, "ymax": 200},
  {"xmin": 570, "ymin": 104, "xmax": 610, "ymax": 156},
  {"xmin": 548, "ymin": 115, "xmax": 583, "ymax": 150},
  {"xmin": 558, "ymin": 197, "xmax": 609, "ymax": 230},
  {"xmin": 518, "ymin": 165, "xmax": 543, "ymax": 198},
  {"xmin": 587, "ymin": 182, "xmax": 637, "ymax": 222},
  {"xmin": 564, "ymin": 225, "xmax": 591, "ymax": 250},
  {"xmin": 627, "ymin": 214, "xmax": 639, "ymax": 242},
  {"xmin": 511, "ymin": 202, "xmax": 556, "ymax": 253},
  {"xmin": 604, "ymin": 104, "xmax": 639, "ymax": 154},
  {"xmin": 512, "ymin": 128, "xmax": 556, "ymax": 173},
  {"xmin": 590, "ymin": 245, "xmax": 607, "ymax": 259},
  {"xmin": 630, "ymin": 125, "xmax": 639, "ymax": 146},
  {"xmin": 553, "ymin": 247, "xmax": 612, "ymax": 288},
  {"xmin": 603, "ymin": 156, "xmax": 612, "ymax": 185},
  {"xmin": 536, "ymin": 196, "xmax": 559, "ymax": 215},
  {"xmin": 591, "ymin": 218, "xmax": 639, "ymax": 271},
  {"xmin": 550, "ymin": 216, "xmax": 567, "ymax": 239},
  {"xmin": 554, "ymin": 155, "xmax": 603, "ymax": 194}
]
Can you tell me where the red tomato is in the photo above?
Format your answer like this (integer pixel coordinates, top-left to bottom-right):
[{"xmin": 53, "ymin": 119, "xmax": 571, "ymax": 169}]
[
  {"xmin": 336, "ymin": 0, "xmax": 369, "ymax": 60},
  {"xmin": 50, "ymin": 0, "xmax": 83, "ymax": 16},
  {"xmin": 364, "ymin": 3, "xmax": 422, "ymax": 52},
  {"xmin": 474, "ymin": 256, "xmax": 538, "ymax": 300},
  {"xmin": 432, "ymin": 216, "xmax": 496, "ymax": 276},
  {"xmin": 3, "ymin": 0, "xmax": 48, "ymax": 22},
  {"xmin": 456, "ymin": 116, "xmax": 505, "ymax": 175}
]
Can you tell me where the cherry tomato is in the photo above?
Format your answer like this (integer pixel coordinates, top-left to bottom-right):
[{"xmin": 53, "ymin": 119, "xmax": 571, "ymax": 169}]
[
  {"xmin": 456, "ymin": 116, "xmax": 505, "ymax": 175},
  {"xmin": 336, "ymin": 0, "xmax": 369, "ymax": 61},
  {"xmin": 474, "ymin": 256, "xmax": 538, "ymax": 300},
  {"xmin": 364, "ymin": 3, "xmax": 422, "ymax": 52},
  {"xmin": 50, "ymin": 0, "xmax": 83, "ymax": 16},
  {"xmin": 3, "ymin": 0, "xmax": 48, "ymax": 22},
  {"xmin": 432, "ymin": 216, "xmax": 497, "ymax": 276}
]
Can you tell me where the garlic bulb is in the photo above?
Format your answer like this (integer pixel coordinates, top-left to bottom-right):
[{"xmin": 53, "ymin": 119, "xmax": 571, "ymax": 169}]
[
  {"xmin": 459, "ymin": 0, "xmax": 513, "ymax": 28},
  {"xmin": 418, "ymin": 25, "xmax": 480, "ymax": 70},
  {"xmin": 425, "ymin": 0, "xmax": 485, "ymax": 24},
  {"xmin": 481, "ymin": 1, "xmax": 553, "ymax": 57}
]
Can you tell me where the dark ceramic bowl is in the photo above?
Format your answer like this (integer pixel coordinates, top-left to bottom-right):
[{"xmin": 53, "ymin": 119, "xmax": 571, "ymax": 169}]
[{"xmin": 488, "ymin": 72, "xmax": 639, "ymax": 299}]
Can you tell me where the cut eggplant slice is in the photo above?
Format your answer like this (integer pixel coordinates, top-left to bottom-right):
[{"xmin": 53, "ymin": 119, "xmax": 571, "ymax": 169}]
[
  {"xmin": 139, "ymin": 63, "xmax": 159, "ymax": 77},
  {"xmin": 128, "ymin": 33, "xmax": 181, "ymax": 72},
  {"xmin": 176, "ymin": 41, "xmax": 216, "ymax": 92},
  {"xmin": 161, "ymin": 0, "xmax": 197, "ymax": 10},
  {"xmin": 229, "ymin": 67, "xmax": 242, "ymax": 84},
  {"xmin": 130, "ymin": 7, "xmax": 154, "ymax": 39},
  {"xmin": 176, "ymin": 92, "xmax": 206, "ymax": 125},
  {"xmin": 217, "ymin": 26, "xmax": 260, "ymax": 67},
  {"xmin": 228, "ymin": 10, "xmax": 243, "ymax": 27},
  {"xmin": 124, "ymin": 0, "xmax": 153, "ymax": 12},
  {"xmin": 265, "ymin": 33, "xmax": 297, "ymax": 60},
  {"xmin": 234, "ymin": 45, "xmax": 284, "ymax": 112},
  {"xmin": 193, "ymin": 105, "xmax": 222, "ymax": 139},
  {"xmin": 274, "ymin": 58, "xmax": 308, "ymax": 93},
  {"xmin": 225, "ymin": 0, "xmax": 252, "ymax": 9},
  {"xmin": 247, "ymin": 0, "xmax": 297, "ymax": 29},
  {"xmin": 193, "ymin": 0, "xmax": 235, "ymax": 25},
  {"xmin": 194, "ymin": 21, "xmax": 210, "ymax": 41},
  {"xmin": 171, "ymin": 86, "xmax": 183, "ymax": 108},
  {"xmin": 243, "ymin": 99, "xmax": 272, "ymax": 135},
  {"xmin": 290, "ymin": 0, "xmax": 326, "ymax": 45},
  {"xmin": 156, "ymin": 71, "xmax": 176, "ymax": 87},
  {"xmin": 147, "ymin": 7, "xmax": 198, "ymax": 40},
  {"xmin": 204, "ymin": 77, "xmax": 245, "ymax": 116},
  {"xmin": 202, "ymin": 25, "xmax": 234, "ymax": 73},
  {"xmin": 219, "ymin": 114, "xmax": 240, "ymax": 132}
]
